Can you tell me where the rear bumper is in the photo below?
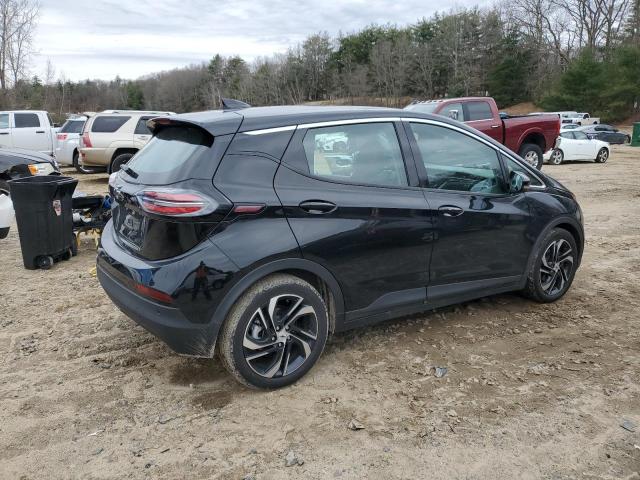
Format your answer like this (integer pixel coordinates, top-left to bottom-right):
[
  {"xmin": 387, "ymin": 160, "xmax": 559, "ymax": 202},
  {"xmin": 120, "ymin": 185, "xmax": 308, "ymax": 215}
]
[
  {"xmin": 80, "ymin": 148, "xmax": 109, "ymax": 167},
  {"xmin": 98, "ymin": 261, "xmax": 214, "ymax": 356}
]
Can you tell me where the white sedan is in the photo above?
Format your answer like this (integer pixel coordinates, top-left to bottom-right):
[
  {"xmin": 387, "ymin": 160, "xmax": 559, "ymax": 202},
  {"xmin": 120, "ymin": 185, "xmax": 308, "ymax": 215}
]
[{"xmin": 545, "ymin": 130, "xmax": 610, "ymax": 165}]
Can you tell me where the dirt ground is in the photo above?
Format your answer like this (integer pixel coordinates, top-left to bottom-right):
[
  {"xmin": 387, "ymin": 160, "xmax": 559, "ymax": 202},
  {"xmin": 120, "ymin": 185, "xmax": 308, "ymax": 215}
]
[{"xmin": 1, "ymin": 144, "xmax": 639, "ymax": 480}]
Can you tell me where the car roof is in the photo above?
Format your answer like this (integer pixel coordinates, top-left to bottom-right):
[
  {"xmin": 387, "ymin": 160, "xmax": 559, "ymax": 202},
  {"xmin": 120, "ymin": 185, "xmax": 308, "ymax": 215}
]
[{"xmin": 153, "ymin": 105, "xmax": 454, "ymax": 137}]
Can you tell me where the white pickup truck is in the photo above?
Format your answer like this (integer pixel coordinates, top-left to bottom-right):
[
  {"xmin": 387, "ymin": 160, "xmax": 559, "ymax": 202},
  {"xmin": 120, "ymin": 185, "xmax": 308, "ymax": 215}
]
[{"xmin": 0, "ymin": 110, "xmax": 58, "ymax": 156}]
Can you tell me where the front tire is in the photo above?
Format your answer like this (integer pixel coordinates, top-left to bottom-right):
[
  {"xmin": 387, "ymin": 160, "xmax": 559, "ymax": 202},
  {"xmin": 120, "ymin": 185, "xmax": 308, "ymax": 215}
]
[
  {"xmin": 519, "ymin": 144, "xmax": 544, "ymax": 170},
  {"xmin": 522, "ymin": 228, "xmax": 578, "ymax": 303},
  {"xmin": 218, "ymin": 274, "xmax": 329, "ymax": 389},
  {"xmin": 549, "ymin": 149, "xmax": 564, "ymax": 165},
  {"xmin": 595, "ymin": 148, "xmax": 608, "ymax": 163}
]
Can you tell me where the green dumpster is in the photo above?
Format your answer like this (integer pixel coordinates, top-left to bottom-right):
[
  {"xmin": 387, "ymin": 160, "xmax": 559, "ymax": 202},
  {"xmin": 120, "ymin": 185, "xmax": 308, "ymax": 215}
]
[{"xmin": 632, "ymin": 122, "xmax": 640, "ymax": 147}]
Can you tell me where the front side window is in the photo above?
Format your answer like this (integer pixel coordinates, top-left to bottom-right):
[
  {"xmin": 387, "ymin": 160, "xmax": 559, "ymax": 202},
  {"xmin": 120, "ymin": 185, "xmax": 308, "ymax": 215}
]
[
  {"xmin": 91, "ymin": 116, "xmax": 131, "ymax": 133},
  {"xmin": 14, "ymin": 113, "xmax": 40, "ymax": 128},
  {"xmin": 503, "ymin": 155, "xmax": 544, "ymax": 187},
  {"xmin": 409, "ymin": 122, "xmax": 504, "ymax": 193},
  {"xmin": 134, "ymin": 117, "xmax": 153, "ymax": 135},
  {"xmin": 0, "ymin": 114, "xmax": 9, "ymax": 129},
  {"xmin": 560, "ymin": 132, "xmax": 575, "ymax": 139},
  {"xmin": 439, "ymin": 103, "xmax": 465, "ymax": 122},
  {"xmin": 302, "ymin": 122, "xmax": 407, "ymax": 187},
  {"xmin": 573, "ymin": 131, "xmax": 589, "ymax": 140},
  {"xmin": 466, "ymin": 101, "xmax": 493, "ymax": 121}
]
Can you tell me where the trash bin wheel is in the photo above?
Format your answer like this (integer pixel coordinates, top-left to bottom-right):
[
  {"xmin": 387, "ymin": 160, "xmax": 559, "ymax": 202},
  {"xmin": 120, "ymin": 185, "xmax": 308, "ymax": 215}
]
[{"xmin": 36, "ymin": 255, "xmax": 54, "ymax": 270}]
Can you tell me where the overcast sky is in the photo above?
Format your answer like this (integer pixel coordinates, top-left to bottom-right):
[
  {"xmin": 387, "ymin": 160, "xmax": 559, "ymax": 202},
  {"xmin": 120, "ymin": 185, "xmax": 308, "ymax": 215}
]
[{"xmin": 33, "ymin": 0, "xmax": 488, "ymax": 82}]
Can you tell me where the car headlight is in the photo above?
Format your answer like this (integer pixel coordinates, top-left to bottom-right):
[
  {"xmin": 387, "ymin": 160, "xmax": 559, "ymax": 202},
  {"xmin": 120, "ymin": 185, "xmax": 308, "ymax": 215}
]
[{"xmin": 28, "ymin": 163, "xmax": 54, "ymax": 175}]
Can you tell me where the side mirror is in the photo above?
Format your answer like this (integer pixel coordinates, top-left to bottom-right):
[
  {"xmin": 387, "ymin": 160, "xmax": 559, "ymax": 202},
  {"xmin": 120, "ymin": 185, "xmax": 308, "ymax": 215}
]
[
  {"xmin": 448, "ymin": 109, "xmax": 459, "ymax": 121},
  {"xmin": 509, "ymin": 171, "xmax": 530, "ymax": 194}
]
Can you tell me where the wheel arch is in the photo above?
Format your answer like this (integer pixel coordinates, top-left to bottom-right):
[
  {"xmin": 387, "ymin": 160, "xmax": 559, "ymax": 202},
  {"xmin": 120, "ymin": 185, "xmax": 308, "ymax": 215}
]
[
  {"xmin": 519, "ymin": 131, "xmax": 547, "ymax": 153},
  {"xmin": 208, "ymin": 258, "xmax": 346, "ymax": 355}
]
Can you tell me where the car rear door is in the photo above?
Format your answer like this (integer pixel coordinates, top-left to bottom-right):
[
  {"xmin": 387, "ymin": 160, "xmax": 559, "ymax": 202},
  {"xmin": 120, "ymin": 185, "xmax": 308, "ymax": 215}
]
[
  {"xmin": 0, "ymin": 113, "xmax": 12, "ymax": 148},
  {"xmin": 403, "ymin": 119, "xmax": 531, "ymax": 302},
  {"xmin": 463, "ymin": 100, "xmax": 502, "ymax": 143},
  {"xmin": 275, "ymin": 119, "xmax": 434, "ymax": 324},
  {"xmin": 11, "ymin": 113, "xmax": 49, "ymax": 153}
]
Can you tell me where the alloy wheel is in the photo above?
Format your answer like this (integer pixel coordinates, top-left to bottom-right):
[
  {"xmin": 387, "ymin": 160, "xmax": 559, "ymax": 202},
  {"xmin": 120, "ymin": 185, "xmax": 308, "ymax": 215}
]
[
  {"xmin": 540, "ymin": 239, "xmax": 574, "ymax": 296},
  {"xmin": 597, "ymin": 149, "xmax": 608, "ymax": 163},
  {"xmin": 523, "ymin": 151, "xmax": 539, "ymax": 167},
  {"xmin": 551, "ymin": 149, "xmax": 563, "ymax": 165},
  {"xmin": 243, "ymin": 294, "xmax": 318, "ymax": 378}
]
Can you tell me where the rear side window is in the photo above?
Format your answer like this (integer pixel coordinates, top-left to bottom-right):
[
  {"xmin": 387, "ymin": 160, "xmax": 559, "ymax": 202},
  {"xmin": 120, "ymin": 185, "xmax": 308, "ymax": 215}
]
[
  {"xmin": 573, "ymin": 131, "xmax": 588, "ymax": 140},
  {"xmin": 134, "ymin": 117, "xmax": 153, "ymax": 135},
  {"xmin": 124, "ymin": 126, "xmax": 213, "ymax": 184},
  {"xmin": 14, "ymin": 113, "xmax": 40, "ymax": 128},
  {"xmin": 466, "ymin": 101, "xmax": 493, "ymax": 121},
  {"xmin": 0, "ymin": 114, "xmax": 8, "ymax": 129},
  {"xmin": 91, "ymin": 116, "xmax": 130, "ymax": 133},
  {"xmin": 60, "ymin": 120, "xmax": 85, "ymax": 134},
  {"xmin": 560, "ymin": 132, "xmax": 575, "ymax": 139},
  {"xmin": 302, "ymin": 122, "xmax": 407, "ymax": 187}
]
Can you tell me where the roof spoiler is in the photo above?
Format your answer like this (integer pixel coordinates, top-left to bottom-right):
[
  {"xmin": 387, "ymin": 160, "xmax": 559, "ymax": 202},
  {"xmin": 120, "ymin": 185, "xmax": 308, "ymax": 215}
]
[{"xmin": 221, "ymin": 98, "xmax": 251, "ymax": 110}]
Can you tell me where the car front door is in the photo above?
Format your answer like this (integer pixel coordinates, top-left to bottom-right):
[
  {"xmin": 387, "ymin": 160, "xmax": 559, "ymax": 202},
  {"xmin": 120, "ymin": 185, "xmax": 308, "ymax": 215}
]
[
  {"xmin": 133, "ymin": 116, "xmax": 154, "ymax": 149},
  {"xmin": 571, "ymin": 131, "xmax": 596, "ymax": 158},
  {"xmin": 464, "ymin": 100, "xmax": 502, "ymax": 143},
  {"xmin": 403, "ymin": 119, "xmax": 532, "ymax": 303},
  {"xmin": 12, "ymin": 113, "xmax": 49, "ymax": 152},
  {"xmin": 275, "ymin": 120, "xmax": 434, "ymax": 324}
]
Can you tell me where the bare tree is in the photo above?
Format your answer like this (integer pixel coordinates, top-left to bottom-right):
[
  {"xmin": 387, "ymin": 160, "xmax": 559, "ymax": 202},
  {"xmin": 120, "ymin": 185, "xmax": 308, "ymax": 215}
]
[{"xmin": 0, "ymin": 0, "xmax": 39, "ymax": 89}]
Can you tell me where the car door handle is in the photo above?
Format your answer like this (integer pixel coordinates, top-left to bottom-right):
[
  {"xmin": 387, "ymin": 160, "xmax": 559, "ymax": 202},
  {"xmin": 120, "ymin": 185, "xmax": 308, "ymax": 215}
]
[
  {"xmin": 36, "ymin": 130, "xmax": 45, "ymax": 133},
  {"xmin": 439, "ymin": 205, "xmax": 464, "ymax": 217},
  {"xmin": 491, "ymin": 125, "xmax": 500, "ymax": 128},
  {"xmin": 299, "ymin": 200, "xmax": 337, "ymax": 214},
  {"xmin": 0, "ymin": 132, "xmax": 8, "ymax": 135}
]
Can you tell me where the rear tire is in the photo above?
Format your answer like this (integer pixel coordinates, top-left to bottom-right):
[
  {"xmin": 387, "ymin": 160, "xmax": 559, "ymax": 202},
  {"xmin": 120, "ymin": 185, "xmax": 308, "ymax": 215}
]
[
  {"xmin": 595, "ymin": 148, "xmax": 608, "ymax": 163},
  {"xmin": 549, "ymin": 149, "xmax": 564, "ymax": 165},
  {"xmin": 522, "ymin": 228, "xmax": 578, "ymax": 303},
  {"xmin": 519, "ymin": 144, "xmax": 544, "ymax": 170},
  {"xmin": 218, "ymin": 274, "xmax": 329, "ymax": 389},
  {"xmin": 110, "ymin": 153, "xmax": 134, "ymax": 174},
  {"xmin": 0, "ymin": 226, "xmax": 9, "ymax": 239}
]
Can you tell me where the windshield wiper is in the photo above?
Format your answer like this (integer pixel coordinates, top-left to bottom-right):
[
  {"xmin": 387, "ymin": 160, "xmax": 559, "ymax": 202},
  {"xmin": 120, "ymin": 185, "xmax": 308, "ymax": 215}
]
[{"xmin": 122, "ymin": 165, "xmax": 138, "ymax": 179}]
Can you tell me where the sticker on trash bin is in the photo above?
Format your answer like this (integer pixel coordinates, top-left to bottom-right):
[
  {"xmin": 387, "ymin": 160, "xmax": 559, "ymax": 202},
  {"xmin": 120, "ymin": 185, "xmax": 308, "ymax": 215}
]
[{"xmin": 53, "ymin": 199, "xmax": 62, "ymax": 216}]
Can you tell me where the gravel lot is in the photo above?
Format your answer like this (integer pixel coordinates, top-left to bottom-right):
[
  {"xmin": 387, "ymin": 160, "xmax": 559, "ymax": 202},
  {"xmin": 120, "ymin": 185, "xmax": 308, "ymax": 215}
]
[{"xmin": 1, "ymin": 144, "xmax": 639, "ymax": 479}]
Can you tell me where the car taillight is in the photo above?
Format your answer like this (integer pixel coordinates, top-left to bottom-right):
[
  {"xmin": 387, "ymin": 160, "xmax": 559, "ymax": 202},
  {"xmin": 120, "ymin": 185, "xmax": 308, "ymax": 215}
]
[
  {"xmin": 134, "ymin": 283, "xmax": 173, "ymax": 304},
  {"xmin": 82, "ymin": 132, "xmax": 92, "ymax": 148},
  {"xmin": 138, "ymin": 189, "xmax": 217, "ymax": 217},
  {"xmin": 57, "ymin": 133, "xmax": 67, "ymax": 141}
]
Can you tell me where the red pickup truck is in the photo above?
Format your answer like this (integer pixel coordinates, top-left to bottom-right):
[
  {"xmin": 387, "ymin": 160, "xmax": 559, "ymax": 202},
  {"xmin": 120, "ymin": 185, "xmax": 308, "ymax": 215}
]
[{"xmin": 405, "ymin": 97, "xmax": 560, "ymax": 169}]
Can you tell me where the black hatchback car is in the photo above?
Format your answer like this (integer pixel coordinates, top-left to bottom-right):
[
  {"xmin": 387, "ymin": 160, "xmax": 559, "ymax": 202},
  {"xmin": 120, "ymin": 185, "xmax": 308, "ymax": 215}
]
[{"xmin": 98, "ymin": 105, "xmax": 584, "ymax": 389}]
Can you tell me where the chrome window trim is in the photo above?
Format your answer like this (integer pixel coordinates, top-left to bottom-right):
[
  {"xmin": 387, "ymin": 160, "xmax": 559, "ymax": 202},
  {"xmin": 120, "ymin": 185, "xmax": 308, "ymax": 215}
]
[
  {"xmin": 401, "ymin": 117, "xmax": 547, "ymax": 190},
  {"xmin": 243, "ymin": 125, "xmax": 297, "ymax": 136},
  {"xmin": 299, "ymin": 117, "xmax": 402, "ymax": 129}
]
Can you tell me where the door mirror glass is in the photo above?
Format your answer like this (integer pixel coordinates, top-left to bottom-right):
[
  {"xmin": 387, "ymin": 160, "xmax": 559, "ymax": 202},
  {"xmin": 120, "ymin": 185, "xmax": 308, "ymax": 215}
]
[
  {"xmin": 509, "ymin": 171, "xmax": 530, "ymax": 193},
  {"xmin": 448, "ymin": 109, "xmax": 459, "ymax": 121}
]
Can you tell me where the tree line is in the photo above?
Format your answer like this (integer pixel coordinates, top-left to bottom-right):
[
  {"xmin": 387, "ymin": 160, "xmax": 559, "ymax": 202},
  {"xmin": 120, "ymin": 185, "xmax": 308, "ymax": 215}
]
[{"xmin": 1, "ymin": 0, "xmax": 639, "ymax": 123}]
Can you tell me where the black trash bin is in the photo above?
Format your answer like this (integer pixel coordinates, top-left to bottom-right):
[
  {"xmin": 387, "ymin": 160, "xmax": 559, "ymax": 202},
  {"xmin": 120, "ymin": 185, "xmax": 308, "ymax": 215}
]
[{"xmin": 9, "ymin": 175, "xmax": 78, "ymax": 269}]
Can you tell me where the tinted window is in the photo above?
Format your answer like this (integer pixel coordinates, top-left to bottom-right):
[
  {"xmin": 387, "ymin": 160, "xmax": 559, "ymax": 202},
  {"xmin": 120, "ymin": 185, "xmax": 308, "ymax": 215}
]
[
  {"xmin": 302, "ymin": 123, "xmax": 407, "ymax": 187},
  {"xmin": 409, "ymin": 122, "xmax": 504, "ymax": 193},
  {"xmin": 91, "ymin": 116, "xmax": 130, "ymax": 133},
  {"xmin": 0, "ymin": 114, "xmax": 8, "ymax": 129},
  {"xmin": 504, "ymin": 155, "xmax": 543, "ymax": 187},
  {"xmin": 14, "ymin": 113, "xmax": 40, "ymax": 128},
  {"xmin": 439, "ymin": 103, "xmax": 465, "ymax": 121},
  {"xmin": 573, "ymin": 131, "xmax": 589, "ymax": 140},
  {"xmin": 125, "ymin": 126, "xmax": 213, "ymax": 183},
  {"xmin": 466, "ymin": 101, "xmax": 493, "ymax": 121},
  {"xmin": 560, "ymin": 132, "xmax": 575, "ymax": 139},
  {"xmin": 60, "ymin": 119, "xmax": 85, "ymax": 134},
  {"xmin": 134, "ymin": 117, "xmax": 153, "ymax": 135}
]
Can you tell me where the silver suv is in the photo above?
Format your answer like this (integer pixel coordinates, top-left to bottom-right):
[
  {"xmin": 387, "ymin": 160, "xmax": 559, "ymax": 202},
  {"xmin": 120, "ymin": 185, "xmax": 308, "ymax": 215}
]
[{"xmin": 78, "ymin": 110, "xmax": 174, "ymax": 173}]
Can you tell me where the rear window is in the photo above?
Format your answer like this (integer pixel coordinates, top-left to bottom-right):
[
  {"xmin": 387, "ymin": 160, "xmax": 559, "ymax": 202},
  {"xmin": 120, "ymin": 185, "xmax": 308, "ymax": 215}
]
[
  {"xmin": 91, "ymin": 116, "xmax": 130, "ymax": 133},
  {"xmin": 60, "ymin": 119, "xmax": 85, "ymax": 134},
  {"xmin": 466, "ymin": 101, "xmax": 493, "ymax": 121},
  {"xmin": 123, "ymin": 126, "xmax": 213, "ymax": 184},
  {"xmin": 14, "ymin": 113, "xmax": 40, "ymax": 128}
]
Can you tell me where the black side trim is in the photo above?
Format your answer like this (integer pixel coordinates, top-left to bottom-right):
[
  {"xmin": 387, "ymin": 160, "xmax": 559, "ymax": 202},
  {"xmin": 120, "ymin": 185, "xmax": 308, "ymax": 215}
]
[
  {"xmin": 345, "ymin": 287, "xmax": 426, "ymax": 322},
  {"xmin": 428, "ymin": 275, "xmax": 522, "ymax": 302}
]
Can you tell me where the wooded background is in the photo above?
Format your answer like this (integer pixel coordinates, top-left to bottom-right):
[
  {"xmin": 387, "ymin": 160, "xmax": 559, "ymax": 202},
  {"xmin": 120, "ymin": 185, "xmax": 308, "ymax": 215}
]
[{"xmin": 1, "ymin": 0, "xmax": 639, "ymax": 122}]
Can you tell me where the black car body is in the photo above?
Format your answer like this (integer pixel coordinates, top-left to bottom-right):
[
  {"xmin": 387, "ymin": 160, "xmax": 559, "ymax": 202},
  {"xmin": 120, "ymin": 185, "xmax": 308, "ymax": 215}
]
[
  {"xmin": 579, "ymin": 124, "xmax": 631, "ymax": 144},
  {"xmin": 0, "ymin": 147, "xmax": 59, "ymax": 193},
  {"xmin": 98, "ymin": 105, "xmax": 584, "ymax": 388}
]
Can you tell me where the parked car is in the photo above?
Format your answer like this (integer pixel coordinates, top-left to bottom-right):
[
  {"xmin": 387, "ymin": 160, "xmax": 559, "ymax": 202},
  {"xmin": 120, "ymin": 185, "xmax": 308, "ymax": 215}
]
[
  {"xmin": 0, "ymin": 110, "xmax": 59, "ymax": 156},
  {"xmin": 0, "ymin": 190, "xmax": 13, "ymax": 239},
  {"xmin": 78, "ymin": 110, "xmax": 174, "ymax": 173},
  {"xmin": 546, "ymin": 130, "xmax": 609, "ymax": 165},
  {"xmin": 577, "ymin": 124, "xmax": 631, "ymax": 144},
  {"xmin": 405, "ymin": 97, "xmax": 560, "ymax": 169},
  {"xmin": 55, "ymin": 115, "xmax": 90, "ymax": 171},
  {"xmin": 0, "ymin": 147, "xmax": 59, "ymax": 193},
  {"xmin": 98, "ymin": 104, "xmax": 584, "ymax": 389}
]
